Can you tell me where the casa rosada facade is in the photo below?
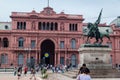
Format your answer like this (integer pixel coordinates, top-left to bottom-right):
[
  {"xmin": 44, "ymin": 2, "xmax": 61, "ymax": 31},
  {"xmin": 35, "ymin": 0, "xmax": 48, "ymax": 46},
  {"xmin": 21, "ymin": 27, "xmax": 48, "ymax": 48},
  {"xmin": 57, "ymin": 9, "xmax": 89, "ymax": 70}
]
[{"xmin": 0, "ymin": 7, "xmax": 120, "ymax": 68}]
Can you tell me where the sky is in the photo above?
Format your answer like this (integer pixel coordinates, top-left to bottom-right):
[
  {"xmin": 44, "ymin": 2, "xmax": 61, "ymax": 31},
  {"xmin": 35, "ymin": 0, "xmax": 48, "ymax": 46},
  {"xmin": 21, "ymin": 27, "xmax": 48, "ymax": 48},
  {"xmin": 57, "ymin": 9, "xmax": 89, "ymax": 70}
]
[{"xmin": 0, "ymin": 0, "xmax": 120, "ymax": 24}]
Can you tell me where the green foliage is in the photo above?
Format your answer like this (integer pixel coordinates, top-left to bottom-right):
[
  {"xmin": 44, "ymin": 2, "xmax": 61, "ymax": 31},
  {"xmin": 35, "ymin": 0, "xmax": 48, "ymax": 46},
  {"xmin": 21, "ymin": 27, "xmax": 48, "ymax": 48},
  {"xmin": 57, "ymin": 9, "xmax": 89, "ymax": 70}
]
[
  {"xmin": 42, "ymin": 73, "xmax": 48, "ymax": 79},
  {"xmin": 41, "ymin": 68, "xmax": 47, "ymax": 74},
  {"xmin": 41, "ymin": 68, "xmax": 48, "ymax": 79}
]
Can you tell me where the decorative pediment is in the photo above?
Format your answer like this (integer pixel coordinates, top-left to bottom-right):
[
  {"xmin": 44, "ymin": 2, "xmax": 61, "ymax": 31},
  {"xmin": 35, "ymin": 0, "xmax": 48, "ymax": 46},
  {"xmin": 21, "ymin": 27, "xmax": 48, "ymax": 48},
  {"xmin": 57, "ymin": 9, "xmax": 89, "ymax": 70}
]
[
  {"xmin": 29, "ymin": 10, "xmax": 38, "ymax": 18},
  {"xmin": 57, "ymin": 11, "xmax": 67, "ymax": 19},
  {"xmin": 40, "ymin": 7, "xmax": 56, "ymax": 15}
]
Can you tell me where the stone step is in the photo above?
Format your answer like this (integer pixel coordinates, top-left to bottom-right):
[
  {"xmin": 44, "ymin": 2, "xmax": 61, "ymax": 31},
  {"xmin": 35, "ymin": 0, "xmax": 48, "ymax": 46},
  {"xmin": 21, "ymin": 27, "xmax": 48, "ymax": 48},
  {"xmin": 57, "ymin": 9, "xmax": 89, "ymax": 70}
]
[{"xmin": 62, "ymin": 69, "xmax": 120, "ymax": 78}]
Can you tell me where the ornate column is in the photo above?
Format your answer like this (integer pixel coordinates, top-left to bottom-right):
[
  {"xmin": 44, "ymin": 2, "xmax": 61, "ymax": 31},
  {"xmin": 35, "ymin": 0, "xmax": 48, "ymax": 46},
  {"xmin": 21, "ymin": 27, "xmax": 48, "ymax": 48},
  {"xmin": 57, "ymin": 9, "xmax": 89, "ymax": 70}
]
[{"xmin": 58, "ymin": 52, "xmax": 61, "ymax": 65}]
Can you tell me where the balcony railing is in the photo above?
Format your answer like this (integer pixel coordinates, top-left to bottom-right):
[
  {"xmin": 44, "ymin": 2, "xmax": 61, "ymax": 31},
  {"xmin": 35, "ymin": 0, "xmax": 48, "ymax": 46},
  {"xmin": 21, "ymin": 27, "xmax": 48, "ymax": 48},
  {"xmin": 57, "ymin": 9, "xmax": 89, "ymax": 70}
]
[
  {"xmin": 0, "ymin": 47, "xmax": 78, "ymax": 51},
  {"xmin": 55, "ymin": 48, "xmax": 78, "ymax": 51},
  {"xmin": 0, "ymin": 47, "xmax": 39, "ymax": 51}
]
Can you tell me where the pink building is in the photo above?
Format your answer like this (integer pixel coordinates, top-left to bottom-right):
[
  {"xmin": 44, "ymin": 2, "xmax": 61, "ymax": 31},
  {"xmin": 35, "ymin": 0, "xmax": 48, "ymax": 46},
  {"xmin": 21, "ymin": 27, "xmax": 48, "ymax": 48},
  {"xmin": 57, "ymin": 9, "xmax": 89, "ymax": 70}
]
[{"xmin": 0, "ymin": 7, "xmax": 119, "ymax": 68}]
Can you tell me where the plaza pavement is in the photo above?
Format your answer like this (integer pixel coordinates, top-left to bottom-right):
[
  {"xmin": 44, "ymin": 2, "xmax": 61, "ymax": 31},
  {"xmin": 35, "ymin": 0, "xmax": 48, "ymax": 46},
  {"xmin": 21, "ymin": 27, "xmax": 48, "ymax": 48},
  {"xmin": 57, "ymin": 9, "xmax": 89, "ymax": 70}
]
[
  {"xmin": 0, "ymin": 72, "xmax": 42, "ymax": 80},
  {"xmin": 0, "ymin": 71, "xmax": 120, "ymax": 80}
]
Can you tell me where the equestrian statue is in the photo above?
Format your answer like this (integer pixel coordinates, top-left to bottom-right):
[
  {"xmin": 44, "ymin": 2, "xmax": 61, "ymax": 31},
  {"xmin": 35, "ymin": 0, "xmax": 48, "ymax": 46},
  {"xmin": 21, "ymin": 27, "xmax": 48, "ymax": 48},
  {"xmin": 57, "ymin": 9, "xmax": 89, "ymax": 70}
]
[{"xmin": 86, "ymin": 9, "xmax": 110, "ymax": 44}]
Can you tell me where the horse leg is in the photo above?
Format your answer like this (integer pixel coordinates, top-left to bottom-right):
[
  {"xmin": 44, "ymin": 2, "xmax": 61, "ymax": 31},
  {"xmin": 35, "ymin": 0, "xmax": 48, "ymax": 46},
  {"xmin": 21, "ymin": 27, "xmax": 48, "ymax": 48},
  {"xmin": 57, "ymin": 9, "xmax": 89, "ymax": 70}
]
[
  {"xmin": 86, "ymin": 36, "xmax": 90, "ymax": 43},
  {"xmin": 107, "ymin": 36, "xmax": 111, "ymax": 41},
  {"xmin": 94, "ymin": 36, "xmax": 99, "ymax": 44},
  {"xmin": 100, "ymin": 38, "xmax": 103, "ymax": 44}
]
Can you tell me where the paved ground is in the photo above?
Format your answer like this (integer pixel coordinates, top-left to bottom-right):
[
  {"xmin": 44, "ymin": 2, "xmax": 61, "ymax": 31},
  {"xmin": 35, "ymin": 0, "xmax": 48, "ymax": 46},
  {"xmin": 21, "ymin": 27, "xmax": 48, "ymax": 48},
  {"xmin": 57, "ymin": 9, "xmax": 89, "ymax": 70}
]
[
  {"xmin": 0, "ymin": 72, "xmax": 41, "ymax": 80},
  {"xmin": 0, "ymin": 71, "xmax": 120, "ymax": 80},
  {"xmin": 49, "ymin": 73, "xmax": 120, "ymax": 80}
]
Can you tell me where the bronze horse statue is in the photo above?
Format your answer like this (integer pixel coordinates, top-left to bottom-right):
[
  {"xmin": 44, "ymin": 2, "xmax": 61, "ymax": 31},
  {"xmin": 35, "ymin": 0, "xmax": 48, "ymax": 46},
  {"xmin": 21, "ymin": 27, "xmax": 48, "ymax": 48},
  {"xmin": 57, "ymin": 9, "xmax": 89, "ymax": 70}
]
[{"xmin": 86, "ymin": 23, "xmax": 110, "ymax": 44}]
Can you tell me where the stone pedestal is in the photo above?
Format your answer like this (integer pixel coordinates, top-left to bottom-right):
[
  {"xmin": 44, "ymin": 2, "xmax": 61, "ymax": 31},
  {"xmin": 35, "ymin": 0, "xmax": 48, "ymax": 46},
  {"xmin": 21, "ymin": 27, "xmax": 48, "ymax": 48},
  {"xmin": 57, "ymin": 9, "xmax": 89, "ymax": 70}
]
[{"xmin": 78, "ymin": 45, "xmax": 112, "ymax": 69}]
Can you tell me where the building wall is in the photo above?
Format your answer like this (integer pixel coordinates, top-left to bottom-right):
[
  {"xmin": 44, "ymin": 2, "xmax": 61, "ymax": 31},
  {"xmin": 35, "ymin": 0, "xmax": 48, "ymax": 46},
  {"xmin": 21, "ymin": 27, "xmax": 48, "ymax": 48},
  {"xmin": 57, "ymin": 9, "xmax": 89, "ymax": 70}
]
[
  {"xmin": 0, "ymin": 7, "xmax": 84, "ymax": 68},
  {"xmin": 0, "ymin": 7, "xmax": 119, "ymax": 68}
]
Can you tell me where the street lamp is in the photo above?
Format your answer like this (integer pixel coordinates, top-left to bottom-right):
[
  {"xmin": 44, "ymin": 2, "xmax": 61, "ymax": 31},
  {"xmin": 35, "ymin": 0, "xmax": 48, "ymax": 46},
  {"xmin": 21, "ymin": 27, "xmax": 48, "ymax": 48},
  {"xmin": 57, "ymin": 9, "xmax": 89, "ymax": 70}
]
[{"xmin": 24, "ymin": 47, "xmax": 31, "ymax": 68}]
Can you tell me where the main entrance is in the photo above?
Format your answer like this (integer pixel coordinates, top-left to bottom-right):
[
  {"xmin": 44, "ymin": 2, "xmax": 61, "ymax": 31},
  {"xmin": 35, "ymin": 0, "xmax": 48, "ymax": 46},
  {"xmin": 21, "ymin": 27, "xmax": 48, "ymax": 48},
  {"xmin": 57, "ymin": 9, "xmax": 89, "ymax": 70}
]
[{"xmin": 41, "ymin": 39, "xmax": 55, "ymax": 65}]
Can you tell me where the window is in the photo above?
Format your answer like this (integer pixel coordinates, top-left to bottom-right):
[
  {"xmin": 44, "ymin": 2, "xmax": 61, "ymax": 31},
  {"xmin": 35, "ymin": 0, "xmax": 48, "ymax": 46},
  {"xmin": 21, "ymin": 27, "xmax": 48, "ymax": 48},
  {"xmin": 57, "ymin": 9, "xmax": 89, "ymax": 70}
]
[
  {"xmin": 60, "ymin": 41, "xmax": 64, "ymax": 49},
  {"xmin": 71, "ymin": 54, "xmax": 77, "ymax": 67},
  {"xmin": 71, "ymin": 39, "xmax": 76, "ymax": 49},
  {"xmin": 31, "ymin": 40, "xmax": 35, "ymax": 48},
  {"xmin": 18, "ymin": 54, "xmax": 24, "ymax": 65},
  {"xmin": 55, "ymin": 22, "xmax": 58, "ymax": 30},
  {"xmin": 23, "ymin": 22, "xmax": 26, "ymax": 29},
  {"xmin": 38, "ymin": 22, "xmax": 58, "ymax": 31},
  {"xmin": 17, "ymin": 22, "xmax": 26, "ymax": 30},
  {"xmin": 18, "ymin": 37, "xmax": 24, "ymax": 48},
  {"xmin": 5, "ymin": 25, "xmax": 8, "ymax": 29},
  {"xmin": 60, "ymin": 57, "xmax": 64, "ymax": 65},
  {"xmin": 69, "ymin": 23, "xmax": 78, "ymax": 31},
  {"xmin": 3, "ymin": 38, "xmax": 9, "ymax": 47},
  {"xmin": 1, "ymin": 54, "xmax": 8, "ymax": 64}
]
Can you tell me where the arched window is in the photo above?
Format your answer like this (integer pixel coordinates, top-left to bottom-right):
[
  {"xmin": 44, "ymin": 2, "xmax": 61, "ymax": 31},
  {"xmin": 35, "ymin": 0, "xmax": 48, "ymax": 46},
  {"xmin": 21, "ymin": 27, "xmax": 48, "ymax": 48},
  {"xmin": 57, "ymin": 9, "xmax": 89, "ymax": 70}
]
[
  {"xmin": 71, "ymin": 54, "xmax": 77, "ymax": 67},
  {"xmin": 3, "ymin": 38, "xmax": 9, "ymax": 47},
  {"xmin": 18, "ymin": 37, "xmax": 24, "ymax": 48},
  {"xmin": 1, "ymin": 54, "xmax": 8, "ymax": 64},
  {"xmin": 71, "ymin": 39, "xmax": 76, "ymax": 49},
  {"xmin": 18, "ymin": 54, "xmax": 24, "ymax": 65}
]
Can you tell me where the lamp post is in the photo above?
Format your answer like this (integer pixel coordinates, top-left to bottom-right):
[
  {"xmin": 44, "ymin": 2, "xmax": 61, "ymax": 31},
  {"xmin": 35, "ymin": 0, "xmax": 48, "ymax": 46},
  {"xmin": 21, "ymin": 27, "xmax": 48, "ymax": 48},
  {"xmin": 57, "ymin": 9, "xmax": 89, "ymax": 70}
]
[{"xmin": 25, "ymin": 47, "xmax": 31, "ymax": 68}]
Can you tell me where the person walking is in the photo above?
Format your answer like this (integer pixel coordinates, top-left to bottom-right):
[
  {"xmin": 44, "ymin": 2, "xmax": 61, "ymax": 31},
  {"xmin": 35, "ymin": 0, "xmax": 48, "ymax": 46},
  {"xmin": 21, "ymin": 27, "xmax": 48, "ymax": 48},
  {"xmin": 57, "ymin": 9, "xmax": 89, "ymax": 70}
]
[
  {"xmin": 17, "ymin": 69, "xmax": 21, "ymax": 80},
  {"xmin": 78, "ymin": 63, "xmax": 90, "ymax": 75},
  {"xmin": 30, "ymin": 68, "xmax": 36, "ymax": 80},
  {"xmin": 77, "ymin": 68, "xmax": 91, "ymax": 80},
  {"xmin": 14, "ymin": 67, "xmax": 17, "ymax": 76},
  {"xmin": 24, "ymin": 66, "xmax": 28, "ymax": 76}
]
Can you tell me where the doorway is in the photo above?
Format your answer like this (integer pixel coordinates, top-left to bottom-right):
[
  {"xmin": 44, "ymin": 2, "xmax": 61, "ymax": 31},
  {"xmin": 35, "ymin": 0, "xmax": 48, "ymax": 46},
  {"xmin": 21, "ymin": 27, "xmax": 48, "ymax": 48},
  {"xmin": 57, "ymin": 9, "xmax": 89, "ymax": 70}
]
[{"xmin": 41, "ymin": 39, "xmax": 55, "ymax": 65}]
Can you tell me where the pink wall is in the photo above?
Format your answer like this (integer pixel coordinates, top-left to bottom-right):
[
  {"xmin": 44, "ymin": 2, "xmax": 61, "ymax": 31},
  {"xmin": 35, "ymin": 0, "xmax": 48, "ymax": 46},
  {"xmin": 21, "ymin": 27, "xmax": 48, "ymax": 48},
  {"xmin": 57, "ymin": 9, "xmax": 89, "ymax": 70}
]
[{"xmin": 0, "ymin": 7, "xmax": 119, "ymax": 68}]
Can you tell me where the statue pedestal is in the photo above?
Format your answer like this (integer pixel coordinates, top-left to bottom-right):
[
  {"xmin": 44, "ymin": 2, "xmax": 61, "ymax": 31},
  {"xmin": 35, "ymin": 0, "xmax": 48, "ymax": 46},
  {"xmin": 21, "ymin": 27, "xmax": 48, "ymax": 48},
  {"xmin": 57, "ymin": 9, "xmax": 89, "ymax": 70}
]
[{"xmin": 78, "ymin": 45, "xmax": 112, "ymax": 69}]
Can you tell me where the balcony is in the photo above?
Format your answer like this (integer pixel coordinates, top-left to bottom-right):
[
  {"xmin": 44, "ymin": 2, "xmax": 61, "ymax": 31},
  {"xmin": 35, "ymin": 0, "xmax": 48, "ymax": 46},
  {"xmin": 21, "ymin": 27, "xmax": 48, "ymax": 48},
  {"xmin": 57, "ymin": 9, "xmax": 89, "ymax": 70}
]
[
  {"xmin": 55, "ymin": 48, "xmax": 78, "ymax": 52},
  {"xmin": 0, "ymin": 47, "xmax": 39, "ymax": 51}
]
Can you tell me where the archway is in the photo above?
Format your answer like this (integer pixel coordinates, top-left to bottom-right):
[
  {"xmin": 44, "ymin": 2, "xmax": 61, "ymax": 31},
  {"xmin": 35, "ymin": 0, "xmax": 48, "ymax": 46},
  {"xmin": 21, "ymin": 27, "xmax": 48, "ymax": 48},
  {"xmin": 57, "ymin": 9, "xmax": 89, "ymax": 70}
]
[{"xmin": 41, "ymin": 39, "xmax": 55, "ymax": 65}]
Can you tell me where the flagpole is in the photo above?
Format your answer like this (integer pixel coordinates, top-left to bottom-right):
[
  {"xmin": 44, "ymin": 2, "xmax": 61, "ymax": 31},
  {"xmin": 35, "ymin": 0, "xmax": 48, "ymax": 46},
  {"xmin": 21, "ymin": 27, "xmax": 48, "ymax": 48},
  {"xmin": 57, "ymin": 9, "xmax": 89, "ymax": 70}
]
[
  {"xmin": 48, "ymin": 0, "xmax": 49, "ymax": 7},
  {"xmin": 95, "ymin": 8, "xmax": 103, "ymax": 24}
]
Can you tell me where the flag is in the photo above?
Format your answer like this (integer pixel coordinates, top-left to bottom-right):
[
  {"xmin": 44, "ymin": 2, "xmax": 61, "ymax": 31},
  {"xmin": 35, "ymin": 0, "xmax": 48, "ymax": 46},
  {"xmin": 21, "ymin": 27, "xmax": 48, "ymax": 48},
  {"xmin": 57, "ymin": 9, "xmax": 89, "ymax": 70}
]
[{"xmin": 95, "ymin": 8, "xmax": 103, "ymax": 24}]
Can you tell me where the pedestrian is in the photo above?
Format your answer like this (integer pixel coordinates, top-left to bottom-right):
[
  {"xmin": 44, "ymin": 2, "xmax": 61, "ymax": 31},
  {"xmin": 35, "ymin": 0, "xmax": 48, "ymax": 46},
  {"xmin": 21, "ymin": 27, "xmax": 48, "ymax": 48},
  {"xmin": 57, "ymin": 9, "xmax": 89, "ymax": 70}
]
[
  {"xmin": 24, "ymin": 66, "xmax": 28, "ymax": 76},
  {"xmin": 51, "ymin": 66, "xmax": 55, "ymax": 73},
  {"xmin": 77, "ymin": 68, "xmax": 91, "ymax": 80},
  {"xmin": 35, "ymin": 65, "xmax": 39, "ymax": 72},
  {"xmin": 30, "ymin": 68, "xmax": 36, "ymax": 80},
  {"xmin": 78, "ymin": 63, "xmax": 90, "ymax": 75},
  {"xmin": 17, "ymin": 69, "xmax": 21, "ymax": 80},
  {"xmin": 14, "ymin": 67, "xmax": 17, "ymax": 76}
]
